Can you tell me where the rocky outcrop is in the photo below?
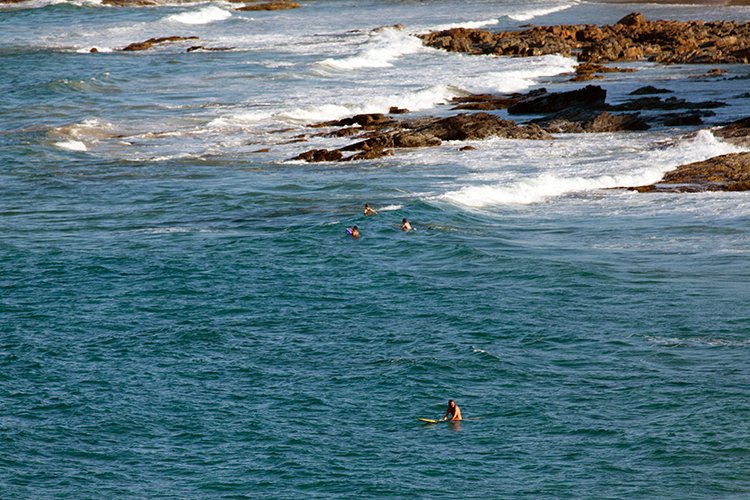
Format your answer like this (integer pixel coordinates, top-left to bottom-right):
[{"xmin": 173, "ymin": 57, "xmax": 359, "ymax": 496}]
[
  {"xmin": 294, "ymin": 112, "xmax": 551, "ymax": 162},
  {"xmin": 534, "ymin": 109, "xmax": 649, "ymax": 133},
  {"xmin": 508, "ymin": 85, "xmax": 607, "ymax": 115},
  {"xmin": 629, "ymin": 86, "xmax": 673, "ymax": 95},
  {"xmin": 608, "ymin": 96, "xmax": 726, "ymax": 112},
  {"xmin": 292, "ymin": 149, "xmax": 343, "ymax": 162},
  {"xmin": 121, "ymin": 36, "xmax": 199, "ymax": 51},
  {"xmin": 419, "ymin": 13, "xmax": 750, "ymax": 65},
  {"xmin": 629, "ymin": 152, "xmax": 750, "ymax": 192},
  {"xmin": 571, "ymin": 63, "xmax": 636, "ymax": 82},
  {"xmin": 713, "ymin": 116, "xmax": 750, "ymax": 147},
  {"xmin": 236, "ymin": 2, "xmax": 300, "ymax": 11}
]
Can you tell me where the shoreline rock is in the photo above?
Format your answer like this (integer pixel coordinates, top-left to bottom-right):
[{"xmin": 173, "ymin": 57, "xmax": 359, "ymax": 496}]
[
  {"xmin": 629, "ymin": 152, "xmax": 750, "ymax": 192},
  {"xmin": 419, "ymin": 12, "xmax": 750, "ymax": 65}
]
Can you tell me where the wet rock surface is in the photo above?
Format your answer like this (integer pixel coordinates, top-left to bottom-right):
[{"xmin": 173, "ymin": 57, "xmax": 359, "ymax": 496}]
[
  {"xmin": 419, "ymin": 13, "xmax": 750, "ymax": 65},
  {"xmin": 121, "ymin": 36, "xmax": 199, "ymax": 51},
  {"xmin": 236, "ymin": 1, "xmax": 300, "ymax": 11},
  {"xmin": 629, "ymin": 152, "xmax": 750, "ymax": 192}
]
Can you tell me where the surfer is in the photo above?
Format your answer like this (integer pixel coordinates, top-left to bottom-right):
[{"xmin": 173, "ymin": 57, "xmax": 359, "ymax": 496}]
[
  {"xmin": 347, "ymin": 225, "xmax": 360, "ymax": 238},
  {"xmin": 401, "ymin": 218, "xmax": 413, "ymax": 231},
  {"xmin": 363, "ymin": 203, "xmax": 378, "ymax": 216},
  {"xmin": 442, "ymin": 399, "xmax": 462, "ymax": 421}
]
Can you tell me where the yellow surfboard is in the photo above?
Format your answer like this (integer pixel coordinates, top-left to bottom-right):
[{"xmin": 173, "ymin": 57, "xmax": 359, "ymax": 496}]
[{"xmin": 418, "ymin": 418, "xmax": 439, "ymax": 424}]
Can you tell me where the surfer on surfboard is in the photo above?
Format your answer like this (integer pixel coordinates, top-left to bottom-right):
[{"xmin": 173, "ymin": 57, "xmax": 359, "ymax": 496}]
[{"xmin": 346, "ymin": 225, "xmax": 360, "ymax": 238}]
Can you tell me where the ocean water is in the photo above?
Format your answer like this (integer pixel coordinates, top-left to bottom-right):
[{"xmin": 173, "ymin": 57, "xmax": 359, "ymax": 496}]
[{"xmin": 2, "ymin": 0, "xmax": 750, "ymax": 497}]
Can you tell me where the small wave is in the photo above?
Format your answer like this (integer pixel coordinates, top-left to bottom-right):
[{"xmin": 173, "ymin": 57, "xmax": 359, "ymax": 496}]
[
  {"xmin": 439, "ymin": 130, "xmax": 746, "ymax": 207},
  {"xmin": 312, "ymin": 28, "xmax": 424, "ymax": 71},
  {"xmin": 207, "ymin": 111, "xmax": 273, "ymax": 130},
  {"xmin": 277, "ymin": 84, "xmax": 463, "ymax": 124},
  {"xmin": 141, "ymin": 227, "xmax": 190, "ymax": 234},
  {"xmin": 507, "ymin": 3, "xmax": 575, "ymax": 22},
  {"xmin": 54, "ymin": 140, "xmax": 87, "ymax": 151},
  {"xmin": 378, "ymin": 204, "xmax": 403, "ymax": 211},
  {"xmin": 164, "ymin": 6, "xmax": 231, "ymax": 25},
  {"xmin": 646, "ymin": 336, "xmax": 750, "ymax": 348},
  {"xmin": 426, "ymin": 18, "xmax": 500, "ymax": 32}
]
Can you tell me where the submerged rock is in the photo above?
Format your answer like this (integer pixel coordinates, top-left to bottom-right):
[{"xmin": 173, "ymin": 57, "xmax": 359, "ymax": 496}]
[
  {"xmin": 629, "ymin": 152, "xmax": 750, "ymax": 192},
  {"xmin": 629, "ymin": 86, "xmax": 673, "ymax": 95},
  {"xmin": 122, "ymin": 36, "xmax": 199, "ymax": 52}
]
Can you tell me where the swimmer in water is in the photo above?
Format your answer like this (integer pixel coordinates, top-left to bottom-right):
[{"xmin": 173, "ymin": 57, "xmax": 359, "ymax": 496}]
[
  {"xmin": 349, "ymin": 225, "xmax": 360, "ymax": 238},
  {"xmin": 401, "ymin": 218, "xmax": 413, "ymax": 231},
  {"xmin": 442, "ymin": 399, "xmax": 462, "ymax": 421},
  {"xmin": 363, "ymin": 203, "xmax": 378, "ymax": 216}
]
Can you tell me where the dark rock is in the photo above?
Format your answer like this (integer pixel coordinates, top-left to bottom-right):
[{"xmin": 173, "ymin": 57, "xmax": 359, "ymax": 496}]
[
  {"xmin": 508, "ymin": 85, "xmax": 607, "ymax": 115},
  {"xmin": 186, "ymin": 46, "xmax": 235, "ymax": 52},
  {"xmin": 312, "ymin": 113, "xmax": 393, "ymax": 128},
  {"xmin": 389, "ymin": 106, "xmax": 409, "ymax": 114},
  {"xmin": 629, "ymin": 152, "xmax": 750, "ymax": 192},
  {"xmin": 237, "ymin": 2, "xmax": 300, "ymax": 11},
  {"xmin": 293, "ymin": 149, "xmax": 343, "ymax": 162},
  {"xmin": 252, "ymin": 148, "xmax": 270, "ymax": 153},
  {"xmin": 122, "ymin": 36, "xmax": 199, "ymax": 51},
  {"xmin": 90, "ymin": 48, "xmax": 99, "ymax": 53},
  {"xmin": 460, "ymin": 145, "xmax": 477, "ymax": 151},
  {"xmin": 343, "ymin": 149, "xmax": 394, "ymax": 161},
  {"xmin": 609, "ymin": 96, "xmax": 727, "ymax": 111},
  {"xmin": 659, "ymin": 113, "xmax": 704, "ymax": 126},
  {"xmin": 629, "ymin": 85, "xmax": 673, "ymax": 95},
  {"xmin": 534, "ymin": 108, "xmax": 649, "ymax": 133}
]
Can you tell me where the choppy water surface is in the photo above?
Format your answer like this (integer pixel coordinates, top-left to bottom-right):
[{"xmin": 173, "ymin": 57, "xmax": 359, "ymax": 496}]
[{"xmin": 2, "ymin": 0, "xmax": 750, "ymax": 497}]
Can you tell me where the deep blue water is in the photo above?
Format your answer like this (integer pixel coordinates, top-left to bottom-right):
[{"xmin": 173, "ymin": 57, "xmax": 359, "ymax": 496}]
[{"xmin": 3, "ymin": 0, "xmax": 750, "ymax": 497}]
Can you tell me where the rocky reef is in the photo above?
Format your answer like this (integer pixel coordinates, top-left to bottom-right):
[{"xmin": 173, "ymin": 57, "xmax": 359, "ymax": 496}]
[
  {"xmin": 419, "ymin": 12, "xmax": 750, "ymax": 65},
  {"xmin": 630, "ymin": 152, "xmax": 750, "ymax": 192}
]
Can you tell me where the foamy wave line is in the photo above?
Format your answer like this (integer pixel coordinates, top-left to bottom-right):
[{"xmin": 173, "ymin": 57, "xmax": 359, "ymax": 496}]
[
  {"xmin": 378, "ymin": 204, "xmax": 403, "ymax": 211},
  {"xmin": 426, "ymin": 18, "xmax": 500, "ymax": 32},
  {"xmin": 312, "ymin": 28, "xmax": 424, "ymax": 71},
  {"xmin": 164, "ymin": 6, "xmax": 231, "ymax": 25},
  {"xmin": 508, "ymin": 3, "xmax": 575, "ymax": 22},
  {"xmin": 207, "ymin": 85, "xmax": 465, "ymax": 129},
  {"xmin": 54, "ymin": 140, "xmax": 88, "ymax": 151},
  {"xmin": 439, "ymin": 130, "xmax": 746, "ymax": 207},
  {"xmin": 647, "ymin": 335, "xmax": 750, "ymax": 348}
]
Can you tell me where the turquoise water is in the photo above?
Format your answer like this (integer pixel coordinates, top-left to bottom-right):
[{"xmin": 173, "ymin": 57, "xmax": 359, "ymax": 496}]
[{"xmin": 3, "ymin": 0, "xmax": 750, "ymax": 497}]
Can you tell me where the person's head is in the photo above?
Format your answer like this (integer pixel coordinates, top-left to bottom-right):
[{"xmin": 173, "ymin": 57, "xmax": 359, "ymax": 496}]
[
  {"xmin": 364, "ymin": 204, "xmax": 369, "ymax": 208},
  {"xmin": 402, "ymin": 218, "xmax": 408, "ymax": 223},
  {"xmin": 353, "ymin": 225, "xmax": 358, "ymax": 231},
  {"xmin": 448, "ymin": 399, "xmax": 456, "ymax": 408}
]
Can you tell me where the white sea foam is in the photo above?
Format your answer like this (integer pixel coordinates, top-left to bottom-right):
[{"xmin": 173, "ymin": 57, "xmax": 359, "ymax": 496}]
[
  {"xmin": 54, "ymin": 140, "xmax": 88, "ymax": 151},
  {"xmin": 164, "ymin": 6, "xmax": 232, "ymax": 25},
  {"xmin": 276, "ymin": 84, "xmax": 462, "ymax": 124},
  {"xmin": 508, "ymin": 3, "xmax": 575, "ymax": 22},
  {"xmin": 439, "ymin": 131, "xmax": 747, "ymax": 207},
  {"xmin": 426, "ymin": 18, "xmax": 500, "ymax": 32},
  {"xmin": 378, "ymin": 204, "xmax": 403, "ymax": 211},
  {"xmin": 207, "ymin": 111, "xmax": 274, "ymax": 129},
  {"xmin": 312, "ymin": 28, "xmax": 424, "ymax": 71}
]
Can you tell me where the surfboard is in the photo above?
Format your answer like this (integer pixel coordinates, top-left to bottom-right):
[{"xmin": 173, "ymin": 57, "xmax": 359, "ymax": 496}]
[{"xmin": 418, "ymin": 418, "xmax": 439, "ymax": 424}]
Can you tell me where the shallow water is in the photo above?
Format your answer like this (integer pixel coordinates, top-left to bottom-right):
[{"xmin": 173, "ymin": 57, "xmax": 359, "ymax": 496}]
[{"xmin": 2, "ymin": 0, "xmax": 750, "ymax": 497}]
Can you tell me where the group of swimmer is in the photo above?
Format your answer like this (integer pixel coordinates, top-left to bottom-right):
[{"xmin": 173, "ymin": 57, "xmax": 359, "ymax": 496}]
[{"xmin": 347, "ymin": 203, "xmax": 413, "ymax": 238}]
